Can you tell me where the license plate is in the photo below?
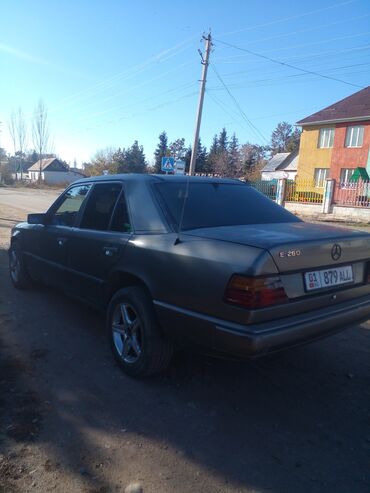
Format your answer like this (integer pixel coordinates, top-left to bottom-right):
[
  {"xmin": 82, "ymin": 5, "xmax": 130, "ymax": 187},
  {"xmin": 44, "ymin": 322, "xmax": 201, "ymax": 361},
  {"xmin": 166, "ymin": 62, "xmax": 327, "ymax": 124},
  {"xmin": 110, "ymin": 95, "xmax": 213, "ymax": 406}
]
[{"xmin": 304, "ymin": 265, "xmax": 354, "ymax": 291}]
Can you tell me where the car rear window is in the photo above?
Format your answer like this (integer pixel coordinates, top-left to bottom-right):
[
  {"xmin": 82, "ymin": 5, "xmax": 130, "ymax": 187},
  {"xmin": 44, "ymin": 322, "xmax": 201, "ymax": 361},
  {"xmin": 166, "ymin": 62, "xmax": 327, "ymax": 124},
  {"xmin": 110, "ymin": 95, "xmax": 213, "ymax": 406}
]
[{"xmin": 154, "ymin": 181, "xmax": 301, "ymax": 230}]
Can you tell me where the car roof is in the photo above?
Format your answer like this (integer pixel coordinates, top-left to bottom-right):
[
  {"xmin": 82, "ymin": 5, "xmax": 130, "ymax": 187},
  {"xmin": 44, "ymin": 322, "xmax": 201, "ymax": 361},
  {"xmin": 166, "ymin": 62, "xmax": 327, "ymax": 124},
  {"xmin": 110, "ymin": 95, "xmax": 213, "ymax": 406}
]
[{"xmin": 72, "ymin": 173, "xmax": 242, "ymax": 186}]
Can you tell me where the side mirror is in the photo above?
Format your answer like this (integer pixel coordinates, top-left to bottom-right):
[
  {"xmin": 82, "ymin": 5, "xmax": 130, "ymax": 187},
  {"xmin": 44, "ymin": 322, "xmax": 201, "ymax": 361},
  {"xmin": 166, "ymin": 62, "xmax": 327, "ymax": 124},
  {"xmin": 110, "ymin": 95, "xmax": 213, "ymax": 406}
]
[{"xmin": 27, "ymin": 213, "xmax": 48, "ymax": 225}]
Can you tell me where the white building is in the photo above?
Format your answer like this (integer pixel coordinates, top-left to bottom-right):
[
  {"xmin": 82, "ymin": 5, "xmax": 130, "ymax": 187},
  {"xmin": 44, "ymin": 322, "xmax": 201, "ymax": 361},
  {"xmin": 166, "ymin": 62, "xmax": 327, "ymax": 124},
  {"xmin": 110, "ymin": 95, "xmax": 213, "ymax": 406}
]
[
  {"xmin": 261, "ymin": 151, "xmax": 298, "ymax": 181},
  {"xmin": 28, "ymin": 158, "xmax": 85, "ymax": 185}
]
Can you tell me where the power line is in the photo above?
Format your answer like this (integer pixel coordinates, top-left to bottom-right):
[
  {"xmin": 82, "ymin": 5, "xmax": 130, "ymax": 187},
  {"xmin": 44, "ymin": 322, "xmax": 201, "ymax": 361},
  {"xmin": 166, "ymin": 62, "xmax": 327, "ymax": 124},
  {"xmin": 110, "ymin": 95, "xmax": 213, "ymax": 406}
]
[
  {"xmin": 208, "ymin": 68, "xmax": 370, "ymax": 91},
  {"xmin": 208, "ymin": 69, "xmax": 370, "ymax": 93},
  {"xmin": 214, "ymin": 31, "xmax": 370, "ymax": 63},
  {"xmin": 35, "ymin": 36, "xmax": 197, "ymax": 118},
  {"xmin": 213, "ymin": 38, "xmax": 365, "ymax": 89},
  {"xmin": 207, "ymin": 62, "xmax": 370, "ymax": 91},
  {"xmin": 285, "ymin": 43, "xmax": 370, "ymax": 64},
  {"xmin": 207, "ymin": 92, "xmax": 246, "ymax": 128},
  {"xmin": 65, "ymin": 56, "xmax": 370, "ymax": 127},
  {"xmin": 65, "ymin": 77, "xmax": 197, "ymax": 126},
  {"xmin": 209, "ymin": 63, "xmax": 267, "ymax": 143},
  {"xmin": 214, "ymin": 43, "xmax": 370, "ymax": 67},
  {"xmin": 67, "ymin": 60, "xmax": 194, "ymax": 117},
  {"xmin": 219, "ymin": 13, "xmax": 370, "ymax": 52},
  {"xmin": 255, "ymin": 31, "xmax": 370, "ymax": 56},
  {"xmin": 217, "ymin": 60, "xmax": 370, "ymax": 79},
  {"xmin": 218, "ymin": 0, "xmax": 358, "ymax": 37},
  {"xmin": 71, "ymin": 90, "xmax": 199, "ymax": 136}
]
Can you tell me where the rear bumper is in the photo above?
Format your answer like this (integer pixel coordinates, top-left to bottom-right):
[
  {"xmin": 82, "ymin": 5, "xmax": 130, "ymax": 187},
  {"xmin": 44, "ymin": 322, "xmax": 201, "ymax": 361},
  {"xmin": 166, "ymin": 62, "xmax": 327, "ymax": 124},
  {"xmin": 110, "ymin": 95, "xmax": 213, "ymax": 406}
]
[{"xmin": 154, "ymin": 294, "xmax": 370, "ymax": 358}]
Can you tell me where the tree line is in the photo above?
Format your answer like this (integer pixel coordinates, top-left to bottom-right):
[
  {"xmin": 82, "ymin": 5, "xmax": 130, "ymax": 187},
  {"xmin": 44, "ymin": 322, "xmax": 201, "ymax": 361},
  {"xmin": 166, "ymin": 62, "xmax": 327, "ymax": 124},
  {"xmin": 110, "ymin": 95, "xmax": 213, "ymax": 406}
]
[{"xmin": 84, "ymin": 121, "xmax": 301, "ymax": 178}]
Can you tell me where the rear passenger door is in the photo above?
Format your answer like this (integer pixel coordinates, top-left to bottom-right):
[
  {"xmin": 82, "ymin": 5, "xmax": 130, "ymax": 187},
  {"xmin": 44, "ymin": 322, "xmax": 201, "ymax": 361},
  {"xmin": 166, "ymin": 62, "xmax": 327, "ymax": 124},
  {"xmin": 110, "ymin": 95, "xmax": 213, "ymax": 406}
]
[{"xmin": 67, "ymin": 182, "xmax": 132, "ymax": 307}]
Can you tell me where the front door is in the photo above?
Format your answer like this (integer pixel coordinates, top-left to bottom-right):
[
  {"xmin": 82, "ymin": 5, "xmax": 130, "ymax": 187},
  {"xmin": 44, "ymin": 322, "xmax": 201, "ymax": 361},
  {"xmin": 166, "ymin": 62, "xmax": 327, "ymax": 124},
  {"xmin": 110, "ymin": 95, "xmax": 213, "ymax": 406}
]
[{"xmin": 39, "ymin": 183, "xmax": 92, "ymax": 289}]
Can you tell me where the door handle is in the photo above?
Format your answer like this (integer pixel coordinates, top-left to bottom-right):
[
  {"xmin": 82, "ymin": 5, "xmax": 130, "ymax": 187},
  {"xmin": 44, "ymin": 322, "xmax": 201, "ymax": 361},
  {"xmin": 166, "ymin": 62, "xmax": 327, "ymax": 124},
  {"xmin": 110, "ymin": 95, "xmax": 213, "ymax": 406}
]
[
  {"xmin": 103, "ymin": 246, "xmax": 118, "ymax": 257},
  {"xmin": 57, "ymin": 237, "xmax": 67, "ymax": 247}
]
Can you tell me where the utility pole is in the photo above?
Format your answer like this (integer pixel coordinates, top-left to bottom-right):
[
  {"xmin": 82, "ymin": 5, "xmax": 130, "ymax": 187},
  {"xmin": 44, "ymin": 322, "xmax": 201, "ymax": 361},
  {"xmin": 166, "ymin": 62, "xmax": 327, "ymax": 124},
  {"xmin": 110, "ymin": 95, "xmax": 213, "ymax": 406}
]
[{"xmin": 189, "ymin": 32, "xmax": 212, "ymax": 176}]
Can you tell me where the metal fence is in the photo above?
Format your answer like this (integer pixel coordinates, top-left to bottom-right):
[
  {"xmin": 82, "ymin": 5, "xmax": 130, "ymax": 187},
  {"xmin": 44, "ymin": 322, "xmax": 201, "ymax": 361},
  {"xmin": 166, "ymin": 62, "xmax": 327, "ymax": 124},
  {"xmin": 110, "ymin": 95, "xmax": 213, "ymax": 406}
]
[
  {"xmin": 284, "ymin": 179, "xmax": 324, "ymax": 204},
  {"xmin": 333, "ymin": 180, "xmax": 370, "ymax": 207},
  {"xmin": 249, "ymin": 180, "xmax": 277, "ymax": 201},
  {"xmin": 248, "ymin": 178, "xmax": 370, "ymax": 209}
]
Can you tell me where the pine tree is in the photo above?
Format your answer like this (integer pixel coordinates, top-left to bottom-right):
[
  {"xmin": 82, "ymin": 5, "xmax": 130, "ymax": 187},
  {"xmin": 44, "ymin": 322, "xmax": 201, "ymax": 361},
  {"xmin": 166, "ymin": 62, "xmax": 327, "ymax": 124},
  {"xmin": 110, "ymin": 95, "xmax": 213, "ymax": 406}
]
[
  {"xmin": 196, "ymin": 138, "xmax": 208, "ymax": 173},
  {"xmin": 31, "ymin": 150, "xmax": 39, "ymax": 163},
  {"xmin": 124, "ymin": 141, "xmax": 147, "ymax": 173},
  {"xmin": 228, "ymin": 133, "xmax": 240, "ymax": 177},
  {"xmin": 206, "ymin": 134, "xmax": 219, "ymax": 173},
  {"xmin": 154, "ymin": 131, "xmax": 168, "ymax": 173},
  {"xmin": 218, "ymin": 127, "xmax": 228, "ymax": 152},
  {"xmin": 114, "ymin": 148, "xmax": 127, "ymax": 173},
  {"xmin": 185, "ymin": 139, "xmax": 208, "ymax": 173},
  {"xmin": 214, "ymin": 128, "xmax": 229, "ymax": 176}
]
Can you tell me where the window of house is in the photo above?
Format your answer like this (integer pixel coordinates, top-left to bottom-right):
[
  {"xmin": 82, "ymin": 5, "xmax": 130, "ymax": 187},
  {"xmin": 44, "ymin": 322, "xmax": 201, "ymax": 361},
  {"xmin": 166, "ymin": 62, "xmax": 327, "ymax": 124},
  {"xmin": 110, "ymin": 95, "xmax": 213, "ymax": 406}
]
[
  {"xmin": 318, "ymin": 128, "xmax": 335, "ymax": 148},
  {"xmin": 314, "ymin": 168, "xmax": 329, "ymax": 187},
  {"xmin": 50, "ymin": 184, "xmax": 91, "ymax": 227},
  {"xmin": 345, "ymin": 126, "xmax": 364, "ymax": 147},
  {"xmin": 80, "ymin": 183, "xmax": 122, "ymax": 231},
  {"xmin": 340, "ymin": 168, "xmax": 355, "ymax": 183}
]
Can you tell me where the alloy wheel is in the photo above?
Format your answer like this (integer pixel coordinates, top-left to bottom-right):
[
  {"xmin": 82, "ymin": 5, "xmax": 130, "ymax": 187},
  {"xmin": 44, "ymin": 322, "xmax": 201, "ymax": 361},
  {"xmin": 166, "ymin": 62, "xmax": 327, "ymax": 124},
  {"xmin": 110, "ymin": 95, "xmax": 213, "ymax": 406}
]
[{"xmin": 112, "ymin": 302, "xmax": 143, "ymax": 364}]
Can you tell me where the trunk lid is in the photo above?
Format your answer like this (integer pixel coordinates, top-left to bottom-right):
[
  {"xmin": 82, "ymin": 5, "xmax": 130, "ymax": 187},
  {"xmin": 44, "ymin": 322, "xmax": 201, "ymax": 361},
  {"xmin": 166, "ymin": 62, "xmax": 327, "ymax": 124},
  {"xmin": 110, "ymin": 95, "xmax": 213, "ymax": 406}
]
[{"xmin": 185, "ymin": 222, "xmax": 370, "ymax": 272}]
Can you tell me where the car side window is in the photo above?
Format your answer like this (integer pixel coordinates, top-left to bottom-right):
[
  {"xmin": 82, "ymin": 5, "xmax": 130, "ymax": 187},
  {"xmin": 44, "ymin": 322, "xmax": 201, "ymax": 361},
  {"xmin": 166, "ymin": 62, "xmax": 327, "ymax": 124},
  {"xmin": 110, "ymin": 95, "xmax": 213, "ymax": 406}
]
[
  {"xmin": 50, "ymin": 184, "xmax": 91, "ymax": 227},
  {"xmin": 110, "ymin": 190, "xmax": 132, "ymax": 233},
  {"xmin": 80, "ymin": 183, "xmax": 122, "ymax": 231}
]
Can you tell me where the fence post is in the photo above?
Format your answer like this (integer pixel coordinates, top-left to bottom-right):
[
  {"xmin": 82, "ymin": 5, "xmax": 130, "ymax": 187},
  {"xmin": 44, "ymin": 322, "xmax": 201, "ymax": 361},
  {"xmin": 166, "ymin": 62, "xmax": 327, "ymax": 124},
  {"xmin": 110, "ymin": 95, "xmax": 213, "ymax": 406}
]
[
  {"xmin": 276, "ymin": 178, "xmax": 287, "ymax": 206},
  {"xmin": 322, "ymin": 179, "xmax": 335, "ymax": 214}
]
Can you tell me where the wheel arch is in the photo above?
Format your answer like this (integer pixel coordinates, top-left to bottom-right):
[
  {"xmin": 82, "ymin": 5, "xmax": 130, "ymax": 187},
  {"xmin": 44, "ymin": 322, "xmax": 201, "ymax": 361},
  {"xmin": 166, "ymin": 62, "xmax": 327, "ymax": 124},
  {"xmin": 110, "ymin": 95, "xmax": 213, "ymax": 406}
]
[{"xmin": 106, "ymin": 270, "xmax": 153, "ymax": 303}]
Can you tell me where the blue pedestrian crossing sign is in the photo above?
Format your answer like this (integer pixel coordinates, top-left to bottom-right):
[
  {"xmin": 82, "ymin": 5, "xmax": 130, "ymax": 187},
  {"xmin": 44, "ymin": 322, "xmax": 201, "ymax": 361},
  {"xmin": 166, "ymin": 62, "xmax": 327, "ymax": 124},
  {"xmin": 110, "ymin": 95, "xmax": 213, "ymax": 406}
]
[{"xmin": 161, "ymin": 157, "xmax": 175, "ymax": 173}]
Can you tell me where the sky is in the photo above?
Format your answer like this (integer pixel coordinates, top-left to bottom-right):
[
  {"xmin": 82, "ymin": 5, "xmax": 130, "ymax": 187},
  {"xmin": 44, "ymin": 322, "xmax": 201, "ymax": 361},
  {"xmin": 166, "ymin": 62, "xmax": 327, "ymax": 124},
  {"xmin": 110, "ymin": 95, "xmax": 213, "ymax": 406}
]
[{"xmin": 1, "ymin": 0, "xmax": 370, "ymax": 166}]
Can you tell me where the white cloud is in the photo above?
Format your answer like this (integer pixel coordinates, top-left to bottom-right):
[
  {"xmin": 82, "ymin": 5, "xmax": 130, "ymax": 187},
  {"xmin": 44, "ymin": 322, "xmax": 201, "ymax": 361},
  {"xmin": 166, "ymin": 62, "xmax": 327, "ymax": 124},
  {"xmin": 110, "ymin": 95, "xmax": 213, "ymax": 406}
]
[
  {"xmin": 0, "ymin": 42, "xmax": 87, "ymax": 78},
  {"xmin": 0, "ymin": 43, "xmax": 53, "ymax": 66}
]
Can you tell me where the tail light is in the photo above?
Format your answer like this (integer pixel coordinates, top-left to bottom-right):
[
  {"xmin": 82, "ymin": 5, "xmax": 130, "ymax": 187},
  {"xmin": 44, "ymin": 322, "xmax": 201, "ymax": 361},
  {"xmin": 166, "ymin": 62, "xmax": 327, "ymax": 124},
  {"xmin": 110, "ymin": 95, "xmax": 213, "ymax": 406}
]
[{"xmin": 224, "ymin": 275, "xmax": 289, "ymax": 309}]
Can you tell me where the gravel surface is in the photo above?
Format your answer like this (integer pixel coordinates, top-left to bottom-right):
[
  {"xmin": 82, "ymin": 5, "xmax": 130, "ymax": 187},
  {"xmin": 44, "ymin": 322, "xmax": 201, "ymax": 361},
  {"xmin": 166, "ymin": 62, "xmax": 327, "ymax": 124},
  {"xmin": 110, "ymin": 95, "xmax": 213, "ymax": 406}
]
[{"xmin": 0, "ymin": 195, "xmax": 370, "ymax": 493}]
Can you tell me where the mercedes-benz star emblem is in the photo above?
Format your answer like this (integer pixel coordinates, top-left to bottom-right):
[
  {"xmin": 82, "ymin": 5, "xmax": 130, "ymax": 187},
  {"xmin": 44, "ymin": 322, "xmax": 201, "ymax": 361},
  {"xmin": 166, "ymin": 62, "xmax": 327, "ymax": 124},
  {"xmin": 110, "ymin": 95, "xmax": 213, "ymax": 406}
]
[{"xmin": 331, "ymin": 244, "xmax": 342, "ymax": 261}]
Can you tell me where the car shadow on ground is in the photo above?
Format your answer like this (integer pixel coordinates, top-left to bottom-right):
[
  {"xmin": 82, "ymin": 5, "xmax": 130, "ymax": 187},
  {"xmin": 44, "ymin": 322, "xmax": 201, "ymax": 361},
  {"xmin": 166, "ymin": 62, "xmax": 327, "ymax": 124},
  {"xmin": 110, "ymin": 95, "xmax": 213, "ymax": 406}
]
[{"xmin": 0, "ymin": 247, "xmax": 369, "ymax": 493}]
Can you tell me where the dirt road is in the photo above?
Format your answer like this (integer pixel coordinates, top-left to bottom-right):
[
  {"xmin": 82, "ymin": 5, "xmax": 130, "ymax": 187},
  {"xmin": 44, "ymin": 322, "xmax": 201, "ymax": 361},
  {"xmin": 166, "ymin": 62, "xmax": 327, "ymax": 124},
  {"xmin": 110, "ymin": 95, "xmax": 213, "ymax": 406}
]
[
  {"xmin": 0, "ymin": 194, "xmax": 370, "ymax": 493},
  {"xmin": 0, "ymin": 188, "xmax": 59, "ymax": 216}
]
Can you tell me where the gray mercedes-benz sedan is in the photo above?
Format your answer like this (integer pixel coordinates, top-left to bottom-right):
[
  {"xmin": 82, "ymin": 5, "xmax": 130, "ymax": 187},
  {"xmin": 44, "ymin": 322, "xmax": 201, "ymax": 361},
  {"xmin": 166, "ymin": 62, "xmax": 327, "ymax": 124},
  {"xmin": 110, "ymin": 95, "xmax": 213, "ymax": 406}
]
[{"xmin": 8, "ymin": 174, "xmax": 370, "ymax": 376}]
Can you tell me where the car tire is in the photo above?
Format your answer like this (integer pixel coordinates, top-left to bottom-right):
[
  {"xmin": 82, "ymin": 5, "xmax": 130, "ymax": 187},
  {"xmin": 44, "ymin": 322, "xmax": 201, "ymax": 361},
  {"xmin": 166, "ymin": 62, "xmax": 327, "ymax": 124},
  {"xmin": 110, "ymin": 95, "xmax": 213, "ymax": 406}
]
[
  {"xmin": 9, "ymin": 242, "xmax": 31, "ymax": 289},
  {"xmin": 107, "ymin": 286, "xmax": 173, "ymax": 377}
]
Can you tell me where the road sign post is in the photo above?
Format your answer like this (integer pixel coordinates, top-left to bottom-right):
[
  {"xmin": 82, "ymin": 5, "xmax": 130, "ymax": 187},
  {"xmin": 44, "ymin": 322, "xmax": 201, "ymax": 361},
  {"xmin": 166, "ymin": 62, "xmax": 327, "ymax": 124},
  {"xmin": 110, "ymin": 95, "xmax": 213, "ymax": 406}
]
[{"xmin": 161, "ymin": 157, "xmax": 175, "ymax": 174}]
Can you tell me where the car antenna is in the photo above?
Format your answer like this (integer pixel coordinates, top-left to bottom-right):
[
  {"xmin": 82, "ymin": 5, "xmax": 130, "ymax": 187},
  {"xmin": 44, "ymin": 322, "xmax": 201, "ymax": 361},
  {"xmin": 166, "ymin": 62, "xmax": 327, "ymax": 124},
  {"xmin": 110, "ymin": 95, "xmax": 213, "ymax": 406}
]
[{"xmin": 174, "ymin": 175, "xmax": 191, "ymax": 245}]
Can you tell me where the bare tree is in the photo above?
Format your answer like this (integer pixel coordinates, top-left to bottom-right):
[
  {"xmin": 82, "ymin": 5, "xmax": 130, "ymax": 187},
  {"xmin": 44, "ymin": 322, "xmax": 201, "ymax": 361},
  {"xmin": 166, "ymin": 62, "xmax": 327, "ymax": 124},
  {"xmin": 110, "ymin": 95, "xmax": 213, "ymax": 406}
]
[
  {"xmin": 32, "ymin": 99, "xmax": 50, "ymax": 183},
  {"xmin": 8, "ymin": 111, "xmax": 17, "ymax": 156},
  {"xmin": 16, "ymin": 108, "xmax": 27, "ymax": 161},
  {"xmin": 8, "ymin": 107, "xmax": 28, "ymax": 180}
]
